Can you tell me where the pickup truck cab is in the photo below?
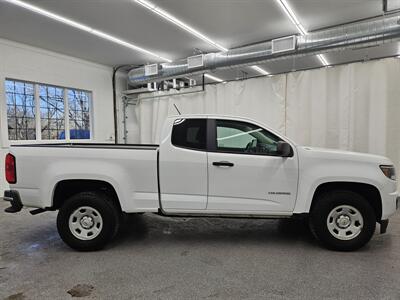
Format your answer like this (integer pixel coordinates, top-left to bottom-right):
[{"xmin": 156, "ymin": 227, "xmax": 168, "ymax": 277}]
[{"xmin": 3, "ymin": 114, "xmax": 399, "ymax": 251}]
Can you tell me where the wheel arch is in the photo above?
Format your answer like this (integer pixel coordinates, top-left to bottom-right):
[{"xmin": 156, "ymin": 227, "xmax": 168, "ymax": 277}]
[
  {"xmin": 51, "ymin": 179, "xmax": 122, "ymax": 213},
  {"xmin": 310, "ymin": 181, "xmax": 382, "ymax": 221}
]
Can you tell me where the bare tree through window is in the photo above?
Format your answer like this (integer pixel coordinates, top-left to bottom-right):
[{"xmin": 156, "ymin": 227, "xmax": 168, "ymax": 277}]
[
  {"xmin": 68, "ymin": 89, "xmax": 91, "ymax": 139},
  {"xmin": 5, "ymin": 79, "xmax": 91, "ymax": 141},
  {"xmin": 5, "ymin": 80, "xmax": 36, "ymax": 140},
  {"xmin": 40, "ymin": 85, "xmax": 64, "ymax": 140}
]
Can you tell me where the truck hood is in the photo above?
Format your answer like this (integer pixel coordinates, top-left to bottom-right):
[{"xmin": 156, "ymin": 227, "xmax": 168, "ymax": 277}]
[{"xmin": 297, "ymin": 146, "xmax": 393, "ymax": 165}]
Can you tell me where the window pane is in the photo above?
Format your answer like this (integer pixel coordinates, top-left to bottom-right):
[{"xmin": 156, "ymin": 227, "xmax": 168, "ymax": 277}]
[
  {"xmin": 216, "ymin": 120, "xmax": 282, "ymax": 155},
  {"xmin": 171, "ymin": 119, "xmax": 206, "ymax": 150},
  {"xmin": 5, "ymin": 80, "xmax": 36, "ymax": 140},
  {"xmin": 39, "ymin": 84, "xmax": 65, "ymax": 140},
  {"xmin": 6, "ymin": 80, "xmax": 92, "ymax": 141},
  {"xmin": 67, "ymin": 89, "xmax": 91, "ymax": 139}
]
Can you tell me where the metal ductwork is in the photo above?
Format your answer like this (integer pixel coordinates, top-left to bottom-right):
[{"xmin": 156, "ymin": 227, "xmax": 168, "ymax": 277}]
[{"xmin": 128, "ymin": 14, "xmax": 400, "ymax": 86}]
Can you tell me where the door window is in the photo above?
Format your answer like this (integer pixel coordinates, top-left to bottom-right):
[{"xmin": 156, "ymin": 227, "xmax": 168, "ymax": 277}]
[
  {"xmin": 171, "ymin": 118, "xmax": 207, "ymax": 150},
  {"xmin": 216, "ymin": 119, "xmax": 282, "ymax": 155}
]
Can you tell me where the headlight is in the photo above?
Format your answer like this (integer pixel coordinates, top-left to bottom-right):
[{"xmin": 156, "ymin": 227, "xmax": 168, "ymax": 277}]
[{"xmin": 380, "ymin": 165, "xmax": 396, "ymax": 180}]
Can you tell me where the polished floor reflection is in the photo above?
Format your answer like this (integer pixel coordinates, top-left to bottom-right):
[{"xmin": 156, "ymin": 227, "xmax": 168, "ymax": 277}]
[{"xmin": 1, "ymin": 201, "xmax": 399, "ymax": 299}]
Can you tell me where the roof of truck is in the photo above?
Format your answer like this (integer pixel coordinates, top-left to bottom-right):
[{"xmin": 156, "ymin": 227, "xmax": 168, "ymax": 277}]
[
  {"xmin": 168, "ymin": 114, "xmax": 256, "ymax": 121},
  {"xmin": 166, "ymin": 114, "xmax": 297, "ymax": 146},
  {"xmin": 167, "ymin": 114, "xmax": 274, "ymax": 127}
]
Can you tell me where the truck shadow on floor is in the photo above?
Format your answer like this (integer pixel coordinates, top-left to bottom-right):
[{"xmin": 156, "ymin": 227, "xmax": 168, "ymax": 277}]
[
  {"xmin": 7, "ymin": 212, "xmax": 386, "ymax": 252},
  {"xmin": 111, "ymin": 213, "xmax": 320, "ymax": 249}
]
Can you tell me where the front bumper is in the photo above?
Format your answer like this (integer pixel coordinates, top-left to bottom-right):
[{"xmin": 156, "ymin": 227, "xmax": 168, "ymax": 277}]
[
  {"xmin": 380, "ymin": 195, "xmax": 400, "ymax": 234},
  {"xmin": 2, "ymin": 190, "xmax": 23, "ymax": 213}
]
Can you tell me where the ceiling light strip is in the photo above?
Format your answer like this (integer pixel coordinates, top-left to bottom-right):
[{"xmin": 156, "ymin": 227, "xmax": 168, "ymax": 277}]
[
  {"xmin": 4, "ymin": 0, "xmax": 172, "ymax": 62},
  {"xmin": 275, "ymin": 0, "xmax": 307, "ymax": 35},
  {"xmin": 135, "ymin": 0, "xmax": 228, "ymax": 52},
  {"xmin": 204, "ymin": 73, "xmax": 224, "ymax": 82},
  {"xmin": 135, "ymin": 0, "xmax": 272, "ymax": 79},
  {"xmin": 317, "ymin": 54, "xmax": 329, "ymax": 66},
  {"xmin": 275, "ymin": 0, "xmax": 330, "ymax": 66},
  {"xmin": 318, "ymin": 55, "xmax": 329, "ymax": 66},
  {"xmin": 251, "ymin": 65, "xmax": 270, "ymax": 75}
]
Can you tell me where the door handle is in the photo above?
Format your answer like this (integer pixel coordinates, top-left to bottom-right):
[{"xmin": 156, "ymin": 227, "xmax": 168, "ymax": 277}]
[{"xmin": 212, "ymin": 161, "xmax": 234, "ymax": 167}]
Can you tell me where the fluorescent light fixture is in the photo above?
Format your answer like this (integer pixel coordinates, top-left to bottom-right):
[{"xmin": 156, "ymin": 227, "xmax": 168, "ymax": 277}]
[
  {"xmin": 135, "ymin": 0, "xmax": 228, "ymax": 52},
  {"xmin": 204, "ymin": 73, "xmax": 224, "ymax": 83},
  {"xmin": 251, "ymin": 66, "xmax": 270, "ymax": 75},
  {"xmin": 317, "ymin": 54, "xmax": 329, "ymax": 66},
  {"xmin": 135, "ymin": 0, "xmax": 273, "ymax": 78},
  {"xmin": 275, "ymin": 0, "xmax": 330, "ymax": 67},
  {"xmin": 275, "ymin": 0, "xmax": 307, "ymax": 35},
  {"xmin": 4, "ymin": 0, "xmax": 172, "ymax": 62}
]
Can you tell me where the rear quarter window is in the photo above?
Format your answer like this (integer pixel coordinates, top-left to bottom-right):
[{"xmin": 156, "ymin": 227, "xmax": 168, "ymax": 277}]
[{"xmin": 171, "ymin": 119, "xmax": 207, "ymax": 150}]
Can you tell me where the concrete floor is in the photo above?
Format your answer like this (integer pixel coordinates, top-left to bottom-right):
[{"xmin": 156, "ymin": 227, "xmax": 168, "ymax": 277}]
[{"xmin": 1, "ymin": 201, "xmax": 400, "ymax": 300}]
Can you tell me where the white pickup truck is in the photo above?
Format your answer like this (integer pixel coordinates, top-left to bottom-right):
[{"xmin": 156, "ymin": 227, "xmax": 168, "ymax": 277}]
[{"xmin": 3, "ymin": 115, "xmax": 399, "ymax": 251}]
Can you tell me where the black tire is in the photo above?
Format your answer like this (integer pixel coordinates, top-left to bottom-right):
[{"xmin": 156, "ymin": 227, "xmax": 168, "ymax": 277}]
[
  {"xmin": 57, "ymin": 191, "xmax": 120, "ymax": 251},
  {"xmin": 309, "ymin": 190, "xmax": 376, "ymax": 251}
]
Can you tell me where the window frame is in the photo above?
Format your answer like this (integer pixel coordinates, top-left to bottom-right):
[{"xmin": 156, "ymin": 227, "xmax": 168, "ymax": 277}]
[
  {"xmin": 171, "ymin": 118, "xmax": 209, "ymax": 152},
  {"xmin": 208, "ymin": 118, "xmax": 292, "ymax": 157},
  {"xmin": 4, "ymin": 78, "xmax": 93, "ymax": 144}
]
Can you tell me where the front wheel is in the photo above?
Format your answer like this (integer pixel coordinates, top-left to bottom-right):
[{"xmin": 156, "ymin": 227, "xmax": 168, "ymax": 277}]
[
  {"xmin": 309, "ymin": 190, "xmax": 376, "ymax": 251},
  {"xmin": 57, "ymin": 191, "xmax": 120, "ymax": 251}
]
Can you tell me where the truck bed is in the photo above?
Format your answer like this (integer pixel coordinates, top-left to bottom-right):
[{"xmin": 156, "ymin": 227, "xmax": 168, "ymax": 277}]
[
  {"xmin": 11, "ymin": 143, "xmax": 159, "ymax": 150},
  {"xmin": 8, "ymin": 143, "xmax": 160, "ymax": 212}
]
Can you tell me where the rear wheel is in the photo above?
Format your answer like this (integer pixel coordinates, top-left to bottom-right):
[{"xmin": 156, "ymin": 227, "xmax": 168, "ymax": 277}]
[
  {"xmin": 309, "ymin": 190, "xmax": 376, "ymax": 251},
  {"xmin": 57, "ymin": 191, "xmax": 120, "ymax": 251}
]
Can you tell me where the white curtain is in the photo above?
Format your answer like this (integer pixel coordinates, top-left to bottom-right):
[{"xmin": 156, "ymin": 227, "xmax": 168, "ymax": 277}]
[
  {"xmin": 135, "ymin": 75, "xmax": 286, "ymax": 144},
  {"xmin": 286, "ymin": 58, "xmax": 400, "ymax": 171},
  {"xmin": 131, "ymin": 57, "xmax": 400, "ymax": 172}
]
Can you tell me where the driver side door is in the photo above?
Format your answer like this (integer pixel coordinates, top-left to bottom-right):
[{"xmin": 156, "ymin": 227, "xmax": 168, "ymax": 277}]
[{"xmin": 207, "ymin": 119, "xmax": 299, "ymax": 214}]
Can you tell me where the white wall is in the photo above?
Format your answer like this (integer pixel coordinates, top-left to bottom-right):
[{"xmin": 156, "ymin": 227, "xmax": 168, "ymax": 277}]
[
  {"xmin": 128, "ymin": 57, "xmax": 400, "ymax": 177},
  {"xmin": 0, "ymin": 38, "xmax": 124, "ymax": 192}
]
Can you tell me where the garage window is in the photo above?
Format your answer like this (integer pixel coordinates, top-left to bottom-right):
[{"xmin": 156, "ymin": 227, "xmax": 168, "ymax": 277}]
[
  {"xmin": 39, "ymin": 84, "xmax": 65, "ymax": 140},
  {"xmin": 67, "ymin": 89, "xmax": 91, "ymax": 139},
  {"xmin": 5, "ymin": 80, "xmax": 36, "ymax": 140},
  {"xmin": 5, "ymin": 79, "xmax": 92, "ymax": 141}
]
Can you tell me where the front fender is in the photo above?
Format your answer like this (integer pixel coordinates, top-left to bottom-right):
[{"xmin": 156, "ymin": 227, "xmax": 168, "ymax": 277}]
[{"xmin": 294, "ymin": 176, "xmax": 384, "ymax": 215}]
